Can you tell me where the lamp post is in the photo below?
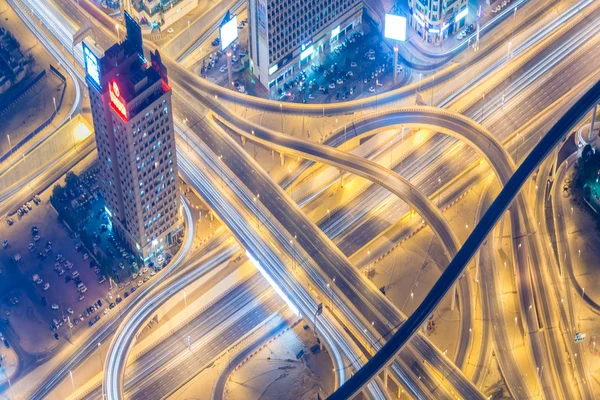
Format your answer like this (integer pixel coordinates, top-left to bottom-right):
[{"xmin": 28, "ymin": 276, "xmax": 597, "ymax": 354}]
[{"xmin": 7, "ymin": 134, "xmax": 12, "ymax": 157}]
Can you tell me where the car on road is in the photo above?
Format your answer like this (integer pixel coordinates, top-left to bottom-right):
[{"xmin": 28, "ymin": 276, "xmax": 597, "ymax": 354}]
[
  {"xmin": 137, "ymin": 280, "xmax": 143, "ymax": 287},
  {"xmin": 7, "ymin": 218, "xmax": 13, "ymax": 226},
  {"xmin": 51, "ymin": 303, "xmax": 59, "ymax": 310},
  {"xmin": 368, "ymin": 86, "xmax": 375, "ymax": 93},
  {"xmin": 43, "ymin": 282, "xmax": 50, "ymax": 291},
  {"xmin": 167, "ymin": 27, "xmax": 174, "ymax": 34},
  {"xmin": 67, "ymin": 307, "xmax": 74, "ymax": 314}
]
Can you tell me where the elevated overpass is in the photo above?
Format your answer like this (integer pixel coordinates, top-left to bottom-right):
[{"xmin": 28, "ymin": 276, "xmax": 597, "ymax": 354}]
[{"xmin": 327, "ymin": 77, "xmax": 600, "ymax": 400}]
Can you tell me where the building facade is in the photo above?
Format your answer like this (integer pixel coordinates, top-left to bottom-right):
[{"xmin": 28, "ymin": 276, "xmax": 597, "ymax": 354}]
[
  {"xmin": 248, "ymin": 0, "xmax": 363, "ymax": 92},
  {"xmin": 83, "ymin": 12, "xmax": 182, "ymax": 260},
  {"xmin": 407, "ymin": 0, "xmax": 468, "ymax": 43}
]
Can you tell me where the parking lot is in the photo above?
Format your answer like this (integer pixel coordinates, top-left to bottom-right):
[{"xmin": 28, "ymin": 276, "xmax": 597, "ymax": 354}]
[
  {"xmin": 192, "ymin": 20, "xmax": 401, "ymax": 104},
  {"xmin": 0, "ymin": 183, "xmax": 112, "ymax": 349},
  {"xmin": 0, "ymin": 164, "xmax": 174, "ymax": 352}
]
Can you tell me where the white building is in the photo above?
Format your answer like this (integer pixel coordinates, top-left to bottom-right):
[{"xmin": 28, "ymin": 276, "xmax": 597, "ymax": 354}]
[
  {"xmin": 248, "ymin": 0, "xmax": 363, "ymax": 91},
  {"xmin": 408, "ymin": 0, "xmax": 469, "ymax": 43},
  {"xmin": 83, "ymin": 12, "xmax": 182, "ymax": 260}
]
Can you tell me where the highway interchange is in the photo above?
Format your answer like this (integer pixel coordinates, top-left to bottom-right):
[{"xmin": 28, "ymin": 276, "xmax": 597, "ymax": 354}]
[{"xmin": 1, "ymin": 0, "xmax": 600, "ymax": 399}]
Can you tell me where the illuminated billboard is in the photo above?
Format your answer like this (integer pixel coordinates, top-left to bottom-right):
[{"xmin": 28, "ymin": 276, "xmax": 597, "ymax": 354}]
[
  {"xmin": 83, "ymin": 43, "xmax": 101, "ymax": 87},
  {"xmin": 384, "ymin": 14, "xmax": 407, "ymax": 41},
  {"xmin": 300, "ymin": 44, "xmax": 314, "ymax": 61},
  {"xmin": 331, "ymin": 25, "xmax": 340, "ymax": 38},
  {"xmin": 455, "ymin": 7, "xmax": 468, "ymax": 23},
  {"xmin": 220, "ymin": 15, "xmax": 238, "ymax": 50},
  {"xmin": 109, "ymin": 81, "xmax": 127, "ymax": 122}
]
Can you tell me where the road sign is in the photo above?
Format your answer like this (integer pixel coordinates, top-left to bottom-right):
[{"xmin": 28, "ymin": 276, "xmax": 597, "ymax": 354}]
[{"xmin": 575, "ymin": 332, "xmax": 587, "ymax": 342}]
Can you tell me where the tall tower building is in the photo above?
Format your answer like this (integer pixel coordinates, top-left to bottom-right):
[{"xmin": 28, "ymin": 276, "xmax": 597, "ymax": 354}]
[
  {"xmin": 248, "ymin": 0, "xmax": 363, "ymax": 92},
  {"xmin": 83, "ymin": 12, "xmax": 182, "ymax": 260}
]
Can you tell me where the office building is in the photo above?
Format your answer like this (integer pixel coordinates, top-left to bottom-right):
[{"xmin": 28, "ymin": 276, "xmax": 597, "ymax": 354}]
[
  {"xmin": 248, "ymin": 0, "xmax": 363, "ymax": 91},
  {"xmin": 83, "ymin": 12, "xmax": 182, "ymax": 260},
  {"xmin": 407, "ymin": 0, "xmax": 468, "ymax": 43}
]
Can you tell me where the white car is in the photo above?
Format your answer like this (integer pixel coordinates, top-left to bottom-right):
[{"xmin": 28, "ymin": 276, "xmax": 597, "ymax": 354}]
[
  {"xmin": 67, "ymin": 307, "xmax": 74, "ymax": 315},
  {"xmin": 167, "ymin": 27, "xmax": 174, "ymax": 34},
  {"xmin": 51, "ymin": 303, "xmax": 59, "ymax": 310},
  {"xmin": 219, "ymin": 65, "xmax": 227, "ymax": 73},
  {"xmin": 137, "ymin": 280, "xmax": 143, "ymax": 287},
  {"xmin": 329, "ymin": 83, "xmax": 336, "ymax": 89},
  {"xmin": 368, "ymin": 86, "xmax": 376, "ymax": 93},
  {"xmin": 43, "ymin": 282, "xmax": 50, "ymax": 291}
]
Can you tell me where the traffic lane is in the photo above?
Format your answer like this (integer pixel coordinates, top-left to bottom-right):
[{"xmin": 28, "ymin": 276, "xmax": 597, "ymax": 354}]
[
  {"xmin": 128, "ymin": 294, "xmax": 281, "ymax": 399},
  {"xmin": 127, "ymin": 273, "xmax": 268, "ymax": 380},
  {"xmin": 477, "ymin": 183, "xmax": 533, "ymax": 399},
  {"xmin": 86, "ymin": 274, "xmax": 278, "ymax": 399}
]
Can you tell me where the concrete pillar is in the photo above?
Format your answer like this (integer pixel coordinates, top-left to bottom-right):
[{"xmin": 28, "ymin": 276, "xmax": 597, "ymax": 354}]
[
  {"xmin": 383, "ymin": 367, "xmax": 389, "ymax": 388},
  {"xmin": 393, "ymin": 44, "xmax": 399, "ymax": 85},
  {"xmin": 280, "ymin": 152, "xmax": 285, "ymax": 166}
]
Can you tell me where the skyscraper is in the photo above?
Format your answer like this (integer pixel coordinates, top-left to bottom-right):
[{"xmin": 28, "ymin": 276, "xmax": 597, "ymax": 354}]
[
  {"xmin": 248, "ymin": 0, "xmax": 363, "ymax": 92},
  {"xmin": 83, "ymin": 12, "xmax": 182, "ymax": 260}
]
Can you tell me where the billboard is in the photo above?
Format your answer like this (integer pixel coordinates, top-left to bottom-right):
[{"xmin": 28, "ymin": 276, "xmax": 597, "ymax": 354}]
[
  {"xmin": 300, "ymin": 44, "xmax": 314, "ymax": 61},
  {"xmin": 331, "ymin": 25, "xmax": 340, "ymax": 38},
  {"xmin": 455, "ymin": 7, "xmax": 468, "ymax": 23},
  {"xmin": 220, "ymin": 15, "xmax": 238, "ymax": 50},
  {"xmin": 83, "ymin": 42, "xmax": 101, "ymax": 87},
  {"xmin": 384, "ymin": 14, "xmax": 407, "ymax": 41}
]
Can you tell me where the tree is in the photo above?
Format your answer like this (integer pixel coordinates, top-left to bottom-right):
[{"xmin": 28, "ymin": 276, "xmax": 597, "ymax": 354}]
[
  {"xmin": 51, "ymin": 184, "xmax": 64, "ymax": 202},
  {"xmin": 65, "ymin": 171, "xmax": 79, "ymax": 190}
]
